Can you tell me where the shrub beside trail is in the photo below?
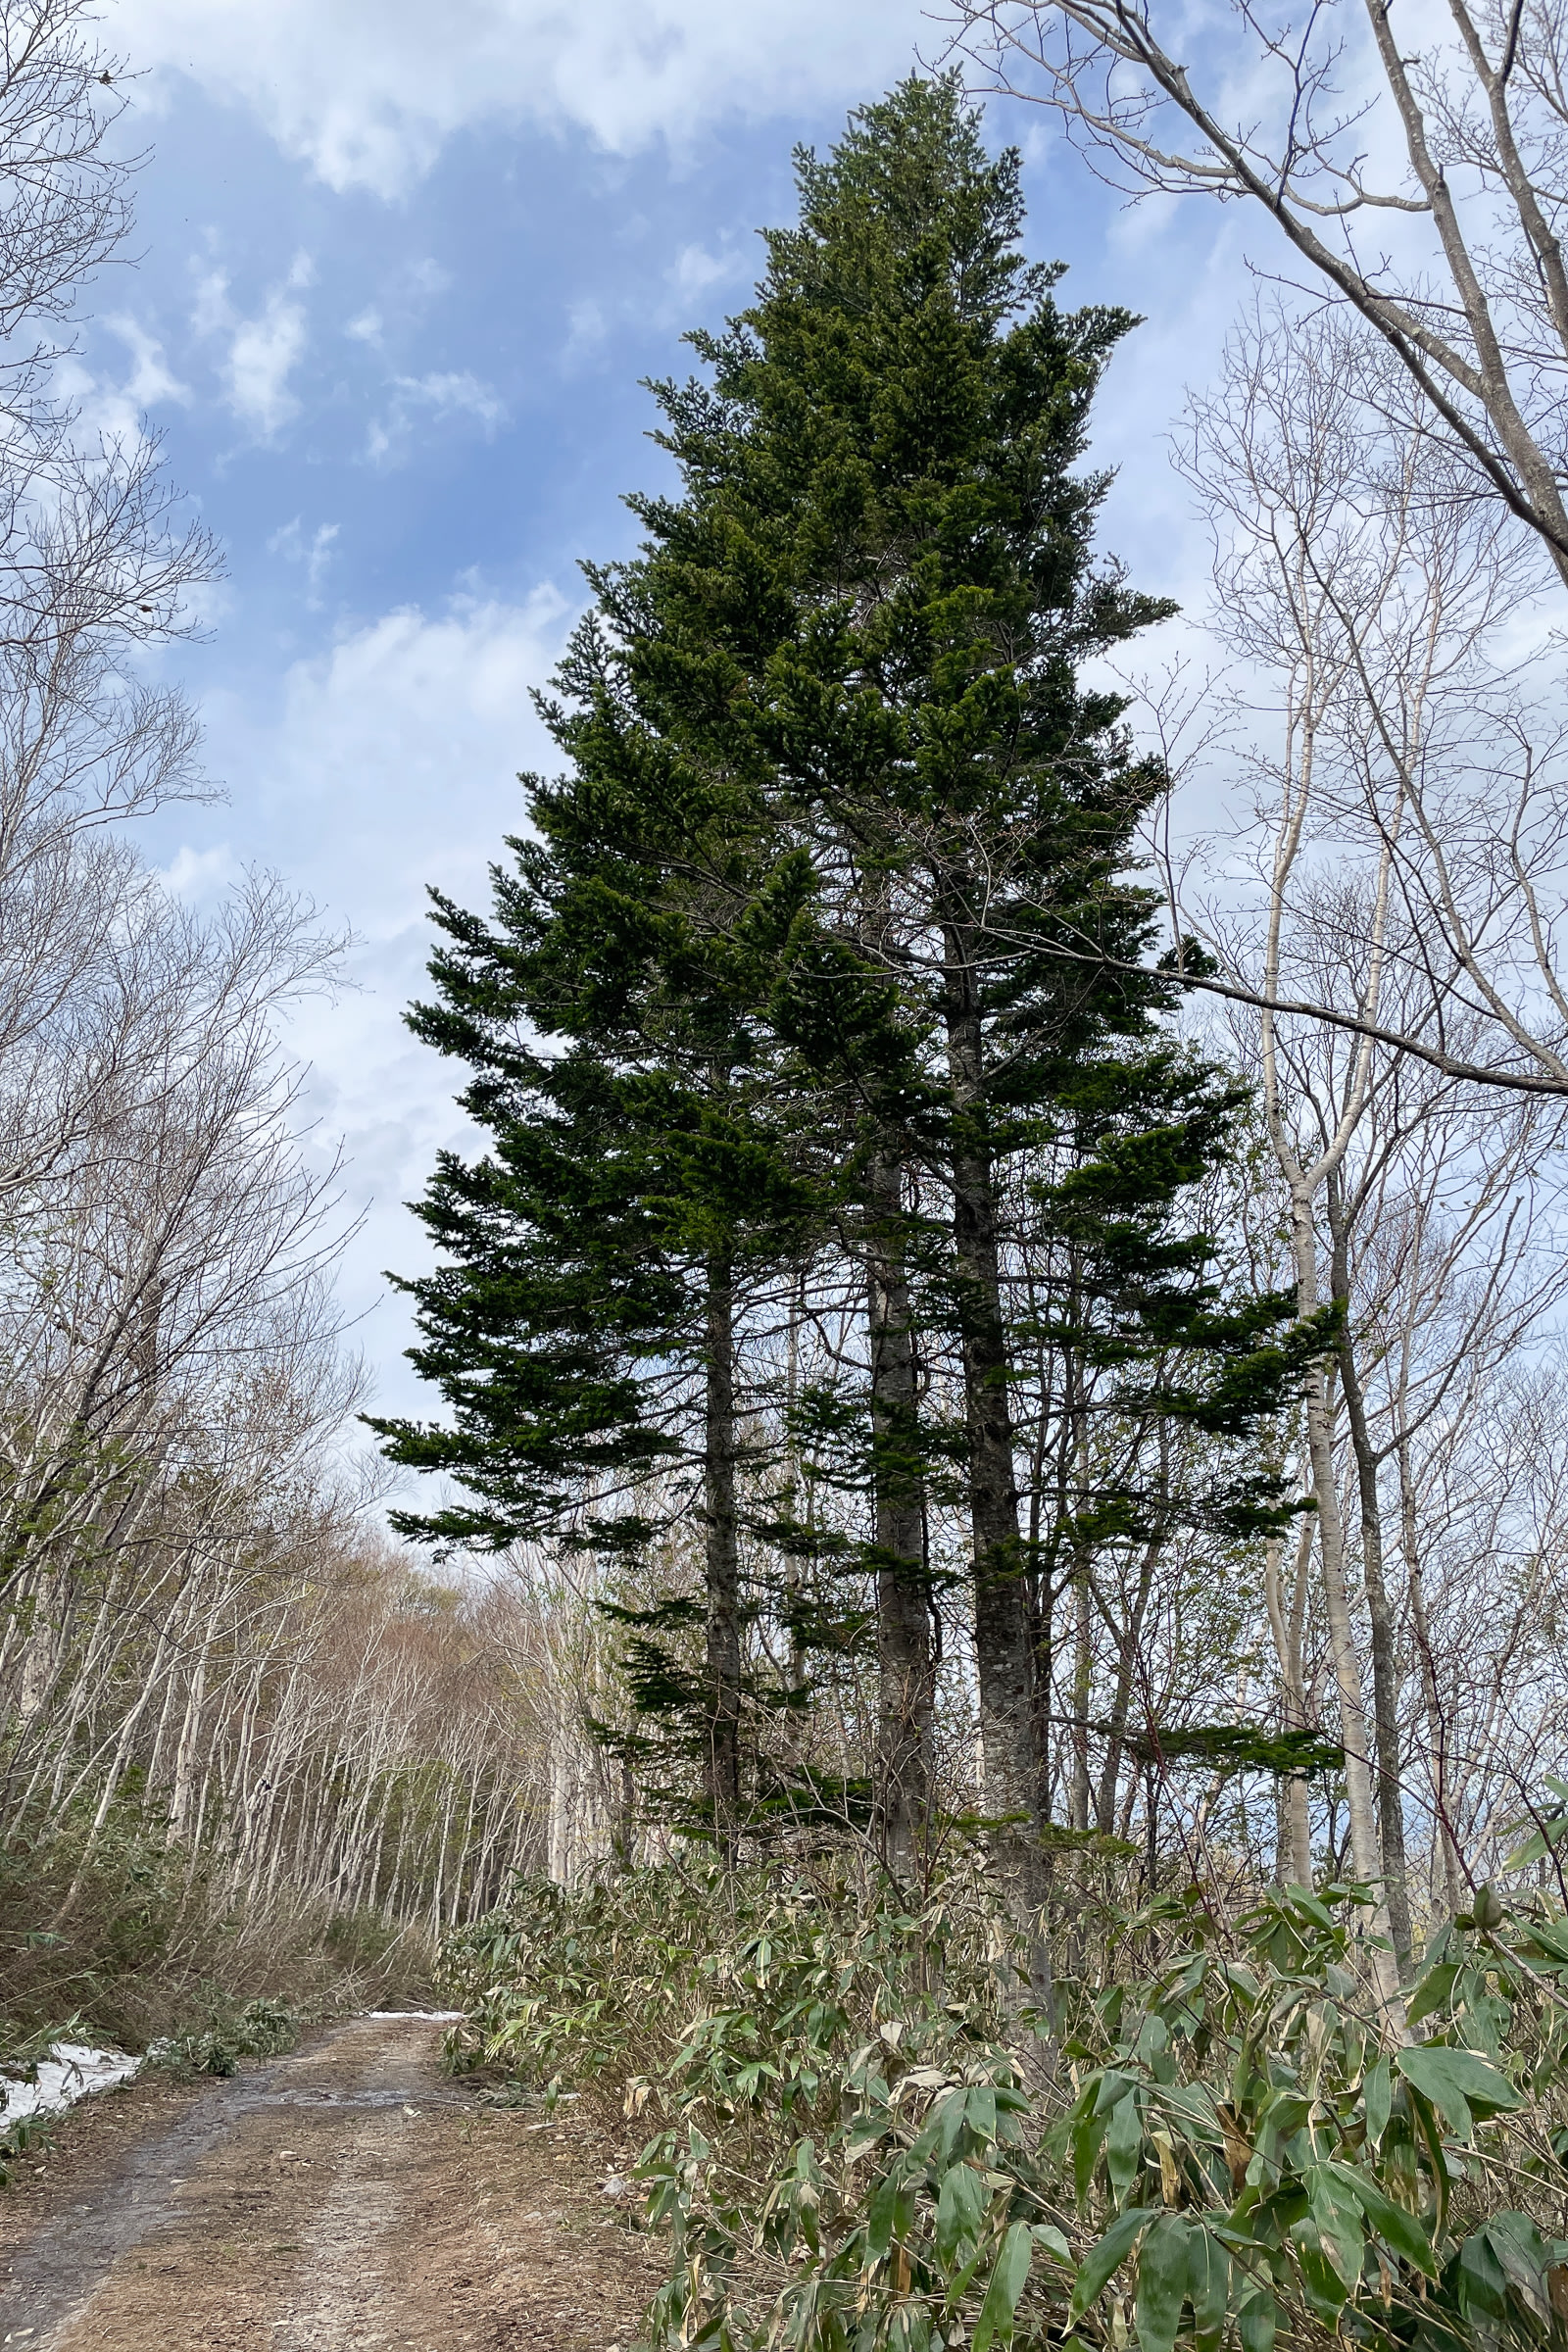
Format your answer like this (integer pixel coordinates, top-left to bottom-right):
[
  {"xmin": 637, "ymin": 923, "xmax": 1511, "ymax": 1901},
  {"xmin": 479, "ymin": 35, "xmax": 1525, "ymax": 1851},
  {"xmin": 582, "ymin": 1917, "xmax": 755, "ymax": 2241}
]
[
  {"xmin": 441, "ymin": 1862, "xmax": 1568, "ymax": 2352},
  {"xmin": 0, "ymin": 1803, "xmax": 437, "ymax": 2125}
]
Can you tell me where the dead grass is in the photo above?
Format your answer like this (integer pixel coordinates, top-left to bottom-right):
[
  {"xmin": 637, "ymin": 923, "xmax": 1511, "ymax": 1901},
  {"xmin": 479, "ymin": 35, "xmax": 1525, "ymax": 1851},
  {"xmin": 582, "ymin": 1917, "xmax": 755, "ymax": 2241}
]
[{"xmin": 0, "ymin": 2016, "xmax": 663, "ymax": 2350}]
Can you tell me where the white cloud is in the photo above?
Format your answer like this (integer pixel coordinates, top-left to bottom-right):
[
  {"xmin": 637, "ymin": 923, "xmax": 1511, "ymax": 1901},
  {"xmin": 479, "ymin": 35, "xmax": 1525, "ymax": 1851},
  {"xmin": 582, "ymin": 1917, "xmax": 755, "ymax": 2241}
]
[
  {"xmin": 157, "ymin": 842, "xmax": 238, "ymax": 901},
  {"xmin": 118, "ymin": 0, "xmax": 927, "ymax": 198},
  {"xmin": 53, "ymin": 316, "xmax": 190, "ymax": 448},
  {"xmin": 562, "ymin": 297, "xmax": 608, "ymax": 369},
  {"xmin": 667, "ymin": 240, "xmax": 748, "ymax": 304},
  {"xmin": 107, "ymin": 317, "xmax": 191, "ymax": 411},
  {"xmin": 197, "ymin": 586, "xmax": 572, "ymax": 1416},
  {"xmin": 269, "ymin": 515, "xmax": 340, "ymax": 604},
  {"xmin": 555, "ymin": 239, "xmax": 746, "ymax": 376},
  {"xmin": 399, "ymin": 370, "xmax": 505, "ymax": 423},
  {"xmin": 366, "ymin": 369, "xmax": 506, "ymax": 465},
  {"xmin": 194, "ymin": 253, "xmax": 314, "ymax": 440}
]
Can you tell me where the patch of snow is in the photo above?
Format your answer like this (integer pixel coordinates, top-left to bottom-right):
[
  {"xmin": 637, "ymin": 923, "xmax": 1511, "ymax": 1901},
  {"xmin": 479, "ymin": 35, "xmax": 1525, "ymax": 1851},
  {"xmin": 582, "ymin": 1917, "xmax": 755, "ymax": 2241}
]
[
  {"xmin": 2, "ymin": 2041, "xmax": 141, "ymax": 2125},
  {"xmin": 365, "ymin": 2009, "xmax": 465, "ymax": 2022}
]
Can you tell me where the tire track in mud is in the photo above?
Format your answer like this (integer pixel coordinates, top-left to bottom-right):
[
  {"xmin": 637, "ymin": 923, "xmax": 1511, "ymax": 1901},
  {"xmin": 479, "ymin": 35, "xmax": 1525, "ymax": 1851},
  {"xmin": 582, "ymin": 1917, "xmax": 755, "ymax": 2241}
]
[{"xmin": 0, "ymin": 2014, "xmax": 659, "ymax": 2351}]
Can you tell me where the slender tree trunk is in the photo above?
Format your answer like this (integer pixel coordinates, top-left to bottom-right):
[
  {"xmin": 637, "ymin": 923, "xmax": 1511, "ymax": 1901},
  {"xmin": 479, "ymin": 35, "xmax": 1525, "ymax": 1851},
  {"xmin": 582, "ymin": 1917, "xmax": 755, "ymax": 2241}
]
[
  {"xmin": 1292, "ymin": 1211, "xmax": 1405, "ymax": 2031},
  {"xmin": 1335, "ymin": 1316, "xmax": 1413, "ymax": 1966},
  {"xmin": 1264, "ymin": 1514, "xmax": 1315, "ymax": 1886},
  {"xmin": 170, "ymin": 1613, "xmax": 216, "ymax": 1842},
  {"xmin": 1024, "ymin": 1341, "xmax": 1060, "ymax": 1830},
  {"xmin": 1068, "ymin": 1559, "xmax": 1092, "ymax": 1836},
  {"xmin": 1094, "ymin": 1535, "xmax": 1161, "ymax": 1836},
  {"xmin": 704, "ymin": 1250, "xmax": 743, "ymax": 1867},
  {"xmin": 1399, "ymin": 1446, "xmax": 1465, "ymax": 1928},
  {"xmin": 865, "ymin": 1152, "xmax": 934, "ymax": 1881},
  {"xmin": 1301, "ymin": 1358, "xmax": 1382, "ymax": 1884},
  {"xmin": 943, "ymin": 939, "xmax": 1045, "ymax": 1935}
]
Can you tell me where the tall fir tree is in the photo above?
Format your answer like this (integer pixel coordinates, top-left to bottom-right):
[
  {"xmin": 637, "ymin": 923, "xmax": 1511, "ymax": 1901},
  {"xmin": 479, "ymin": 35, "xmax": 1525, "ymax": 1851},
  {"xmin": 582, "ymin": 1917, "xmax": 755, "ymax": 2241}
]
[
  {"xmin": 612, "ymin": 76, "xmax": 1306, "ymax": 1904},
  {"xmin": 379, "ymin": 75, "xmax": 1321, "ymax": 1894},
  {"xmin": 369, "ymin": 720, "xmax": 824, "ymax": 1854}
]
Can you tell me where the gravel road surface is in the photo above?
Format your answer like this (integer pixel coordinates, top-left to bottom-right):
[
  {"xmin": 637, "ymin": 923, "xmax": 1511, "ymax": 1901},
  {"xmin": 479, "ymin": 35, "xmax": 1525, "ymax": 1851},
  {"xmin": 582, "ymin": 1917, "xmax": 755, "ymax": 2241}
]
[{"xmin": 0, "ymin": 2014, "xmax": 659, "ymax": 2350}]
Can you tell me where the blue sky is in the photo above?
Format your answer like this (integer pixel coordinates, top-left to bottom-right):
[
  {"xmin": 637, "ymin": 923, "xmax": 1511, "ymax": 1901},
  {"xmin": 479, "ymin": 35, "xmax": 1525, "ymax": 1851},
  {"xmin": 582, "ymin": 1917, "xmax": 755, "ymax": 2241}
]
[{"xmin": 89, "ymin": 0, "xmax": 1256, "ymax": 1435}]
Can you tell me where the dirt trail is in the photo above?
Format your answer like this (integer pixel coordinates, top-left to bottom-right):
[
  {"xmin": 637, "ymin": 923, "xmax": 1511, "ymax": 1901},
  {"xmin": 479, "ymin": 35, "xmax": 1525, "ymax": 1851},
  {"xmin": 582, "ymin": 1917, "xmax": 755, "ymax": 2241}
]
[{"xmin": 0, "ymin": 2014, "xmax": 662, "ymax": 2350}]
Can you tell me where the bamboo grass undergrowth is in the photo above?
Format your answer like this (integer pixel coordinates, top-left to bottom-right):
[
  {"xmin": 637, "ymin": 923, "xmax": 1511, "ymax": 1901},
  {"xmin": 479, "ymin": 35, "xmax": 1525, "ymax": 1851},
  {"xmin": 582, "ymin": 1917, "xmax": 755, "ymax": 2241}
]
[{"xmin": 442, "ymin": 1855, "xmax": 1568, "ymax": 2351}]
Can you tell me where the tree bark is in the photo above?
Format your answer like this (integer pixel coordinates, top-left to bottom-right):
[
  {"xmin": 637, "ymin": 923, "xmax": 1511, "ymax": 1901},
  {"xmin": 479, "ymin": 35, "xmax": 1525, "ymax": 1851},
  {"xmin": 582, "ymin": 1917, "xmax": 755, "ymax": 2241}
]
[
  {"xmin": 705, "ymin": 1250, "xmax": 743, "ymax": 1867},
  {"xmin": 1334, "ymin": 1308, "xmax": 1413, "ymax": 1967},
  {"xmin": 1264, "ymin": 1514, "xmax": 1315, "ymax": 1886},
  {"xmin": 1094, "ymin": 1535, "xmax": 1161, "ymax": 1837},
  {"xmin": 1399, "ymin": 1444, "xmax": 1465, "ymax": 1927},
  {"xmin": 865, "ymin": 1152, "xmax": 934, "ymax": 1882},
  {"xmin": 943, "ymin": 927, "xmax": 1044, "ymax": 1922},
  {"xmin": 1300, "ymin": 1356, "xmax": 1382, "ymax": 1887},
  {"xmin": 1293, "ymin": 1215, "xmax": 1405, "ymax": 2031}
]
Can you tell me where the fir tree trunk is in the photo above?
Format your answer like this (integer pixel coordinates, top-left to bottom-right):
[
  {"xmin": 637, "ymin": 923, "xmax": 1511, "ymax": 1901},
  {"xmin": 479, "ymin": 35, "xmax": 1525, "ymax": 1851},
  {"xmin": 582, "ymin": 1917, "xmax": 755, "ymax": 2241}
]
[
  {"xmin": 865, "ymin": 1151, "xmax": 934, "ymax": 1882},
  {"xmin": 705, "ymin": 1250, "xmax": 743, "ymax": 1866},
  {"xmin": 943, "ymin": 932, "xmax": 1042, "ymax": 1908}
]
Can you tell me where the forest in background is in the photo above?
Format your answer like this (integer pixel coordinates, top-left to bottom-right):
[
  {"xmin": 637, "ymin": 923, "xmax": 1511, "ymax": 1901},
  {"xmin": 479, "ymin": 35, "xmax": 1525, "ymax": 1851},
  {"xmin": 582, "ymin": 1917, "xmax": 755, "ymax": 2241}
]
[{"xmin": 0, "ymin": 0, "xmax": 574, "ymax": 2057}]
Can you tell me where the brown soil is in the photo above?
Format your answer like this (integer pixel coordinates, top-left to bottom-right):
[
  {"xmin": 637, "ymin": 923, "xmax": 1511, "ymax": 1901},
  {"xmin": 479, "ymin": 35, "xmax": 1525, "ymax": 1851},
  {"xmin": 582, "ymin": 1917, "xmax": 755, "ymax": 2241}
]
[{"xmin": 0, "ymin": 2015, "xmax": 663, "ymax": 2350}]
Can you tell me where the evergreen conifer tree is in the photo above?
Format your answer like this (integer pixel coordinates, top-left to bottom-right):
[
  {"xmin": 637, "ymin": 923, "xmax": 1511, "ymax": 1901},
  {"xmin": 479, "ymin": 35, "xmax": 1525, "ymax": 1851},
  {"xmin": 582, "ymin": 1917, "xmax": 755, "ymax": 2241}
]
[
  {"xmin": 378, "ymin": 75, "xmax": 1322, "ymax": 1894},
  {"xmin": 369, "ymin": 732, "xmax": 823, "ymax": 1854}
]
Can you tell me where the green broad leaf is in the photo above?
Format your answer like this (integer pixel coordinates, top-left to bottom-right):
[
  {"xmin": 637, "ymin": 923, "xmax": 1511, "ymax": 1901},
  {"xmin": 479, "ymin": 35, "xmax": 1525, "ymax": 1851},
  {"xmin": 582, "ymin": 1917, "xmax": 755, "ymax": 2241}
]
[
  {"xmin": 1032, "ymin": 2224, "xmax": 1073, "ymax": 2263},
  {"xmin": 1405, "ymin": 1961, "xmax": 1460, "ymax": 2028},
  {"xmin": 1325, "ymin": 2160, "xmax": 1437, "ymax": 2278},
  {"xmin": 1396, "ymin": 2044, "xmax": 1520, "ymax": 2138},
  {"xmin": 1504, "ymin": 1816, "xmax": 1568, "ymax": 1873},
  {"xmin": 1457, "ymin": 2227, "xmax": 1511, "ymax": 2326},
  {"xmin": 942, "ymin": 2231, "xmax": 997, "ymax": 2310},
  {"xmin": 1106, "ymin": 2090, "xmax": 1144, "ymax": 2206},
  {"xmin": 844, "ymin": 2113, "xmax": 890, "ymax": 2161},
  {"xmin": 1237, "ymin": 2288, "xmax": 1278, "ymax": 2352},
  {"xmin": 1133, "ymin": 2214, "xmax": 1191, "ymax": 2352},
  {"xmin": 1091, "ymin": 2068, "xmax": 1138, "ymax": 2116},
  {"xmin": 1068, "ymin": 2208, "xmax": 1154, "ymax": 2327},
  {"xmin": 1305, "ymin": 2165, "xmax": 1364, "ymax": 2289},
  {"xmin": 1291, "ymin": 2220, "xmax": 1349, "ymax": 2325},
  {"xmin": 919, "ymin": 2090, "xmax": 962, "ymax": 2167},
  {"xmin": 973, "ymin": 2220, "xmax": 1034, "ymax": 2352},
  {"xmin": 965, "ymin": 2085, "xmax": 999, "ymax": 2145},
  {"xmin": 1072, "ymin": 2104, "xmax": 1110, "ymax": 2207},
  {"xmin": 1256, "ymin": 2088, "xmax": 1310, "ymax": 2140},
  {"xmin": 1522, "ymin": 1916, "xmax": 1568, "ymax": 1966},
  {"xmin": 1362, "ymin": 2057, "xmax": 1392, "ymax": 2148},
  {"xmin": 1187, "ymin": 2225, "xmax": 1229, "ymax": 2352},
  {"xmin": 935, "ymin": 2161, "xmax": 987, "ymax": 2268},
  {"xmin": 1484, "ymin": 2212, "xmax": 1557, "ymax": 2327},
  {"xmin": 865, "ymin": 2166, "xmax": 910, "ymax": 2262}
]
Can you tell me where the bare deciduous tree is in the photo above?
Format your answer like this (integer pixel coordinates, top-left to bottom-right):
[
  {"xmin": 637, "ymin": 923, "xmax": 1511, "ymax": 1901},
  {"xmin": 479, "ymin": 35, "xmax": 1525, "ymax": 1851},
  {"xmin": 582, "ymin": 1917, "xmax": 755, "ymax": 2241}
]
[{"xmin": 949, "ymin": 0, "xmax": 1568, "ymax": 1100}]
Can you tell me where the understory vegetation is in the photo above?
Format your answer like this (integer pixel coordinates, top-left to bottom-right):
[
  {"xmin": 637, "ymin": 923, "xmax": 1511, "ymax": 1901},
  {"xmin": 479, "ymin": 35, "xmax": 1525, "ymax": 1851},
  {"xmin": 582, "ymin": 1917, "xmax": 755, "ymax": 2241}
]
[{"xmin": 444, "ymin": 1862, "xmax": 1568, "ymax": 2352}]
